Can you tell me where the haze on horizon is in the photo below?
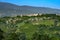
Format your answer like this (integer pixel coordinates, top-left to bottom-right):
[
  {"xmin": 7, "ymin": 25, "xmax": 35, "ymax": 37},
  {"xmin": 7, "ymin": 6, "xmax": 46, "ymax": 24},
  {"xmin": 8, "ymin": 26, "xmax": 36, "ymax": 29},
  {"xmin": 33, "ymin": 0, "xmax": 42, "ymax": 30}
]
[{"xmin": 0, "ymin": 0, "xmax": 60, "ymax": 9}]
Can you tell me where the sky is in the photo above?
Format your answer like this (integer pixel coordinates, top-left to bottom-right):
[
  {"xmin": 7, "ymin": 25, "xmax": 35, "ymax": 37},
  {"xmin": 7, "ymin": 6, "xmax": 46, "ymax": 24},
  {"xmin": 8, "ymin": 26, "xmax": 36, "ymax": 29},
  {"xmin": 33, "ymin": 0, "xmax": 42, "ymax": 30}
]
[{"xmin": 0, "ymin": 0, "xmax": 60, "ymax": 9}]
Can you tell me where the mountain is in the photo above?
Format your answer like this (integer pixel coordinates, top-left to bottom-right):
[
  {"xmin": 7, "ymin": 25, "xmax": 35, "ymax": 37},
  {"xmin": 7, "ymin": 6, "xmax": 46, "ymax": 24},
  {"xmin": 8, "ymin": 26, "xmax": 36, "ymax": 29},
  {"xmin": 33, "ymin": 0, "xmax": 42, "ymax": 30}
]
[{"xmin": 0, "ymin": 2, "xmax": 60, "ymax": 17}]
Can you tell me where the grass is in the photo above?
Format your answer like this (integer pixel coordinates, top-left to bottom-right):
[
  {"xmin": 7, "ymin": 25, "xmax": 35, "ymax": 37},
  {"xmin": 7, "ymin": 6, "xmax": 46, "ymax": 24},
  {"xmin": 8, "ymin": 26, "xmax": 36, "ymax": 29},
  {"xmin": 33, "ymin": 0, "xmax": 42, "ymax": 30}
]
[
  {"xmin": 16, "ymin": 22, "xmax": 38, "ymax": 39},
  {"xmin": 0, "ymin": 18, "xmax": 60, "ymax": 40},
  {"xmin": 15, "ymin": 19, "xmax": 55, "ymax": 39},
  {"xmin": 32, "ymin": 19, "xmax": 54, "ymax": 26}
]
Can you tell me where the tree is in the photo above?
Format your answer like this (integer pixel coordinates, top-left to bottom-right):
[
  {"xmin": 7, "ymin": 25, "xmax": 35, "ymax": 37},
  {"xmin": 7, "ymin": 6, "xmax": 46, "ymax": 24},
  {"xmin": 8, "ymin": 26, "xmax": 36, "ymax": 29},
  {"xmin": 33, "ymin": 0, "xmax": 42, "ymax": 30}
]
[
  {"xmin": 0, "ymin": 29, "xmax": 4, "ymax": 40},
  {"xmin": 32, "ymin": 32, "xmax": 50, "ymax": 40},
  {"xmin": 4, "ymin": 32, "xmax": 26, "ymax": 40}
]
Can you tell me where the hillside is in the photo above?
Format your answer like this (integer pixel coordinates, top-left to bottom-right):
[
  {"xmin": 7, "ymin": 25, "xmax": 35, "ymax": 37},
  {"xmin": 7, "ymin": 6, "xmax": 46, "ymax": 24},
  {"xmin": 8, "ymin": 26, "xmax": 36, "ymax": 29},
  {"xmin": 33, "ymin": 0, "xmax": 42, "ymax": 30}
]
[{"xmin": 0, "ymin": 2, "xmax": 60, "ymax": 17}]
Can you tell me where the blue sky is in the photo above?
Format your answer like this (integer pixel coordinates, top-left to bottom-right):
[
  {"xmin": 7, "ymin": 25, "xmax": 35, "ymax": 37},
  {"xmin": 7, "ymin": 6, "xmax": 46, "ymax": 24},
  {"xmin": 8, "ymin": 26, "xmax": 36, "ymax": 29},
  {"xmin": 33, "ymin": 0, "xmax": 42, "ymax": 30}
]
[{"xmin": 0, "ymin": 0, "xmax": 60, "ymax": 9}]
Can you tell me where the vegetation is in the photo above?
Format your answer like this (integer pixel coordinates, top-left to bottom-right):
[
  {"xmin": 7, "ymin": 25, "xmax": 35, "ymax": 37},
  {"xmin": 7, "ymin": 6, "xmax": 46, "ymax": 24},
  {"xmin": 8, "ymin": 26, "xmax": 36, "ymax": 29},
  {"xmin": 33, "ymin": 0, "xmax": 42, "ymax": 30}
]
[{"xmin": 0, "ymin": 14, "xmax": 60, "ymax": 40}]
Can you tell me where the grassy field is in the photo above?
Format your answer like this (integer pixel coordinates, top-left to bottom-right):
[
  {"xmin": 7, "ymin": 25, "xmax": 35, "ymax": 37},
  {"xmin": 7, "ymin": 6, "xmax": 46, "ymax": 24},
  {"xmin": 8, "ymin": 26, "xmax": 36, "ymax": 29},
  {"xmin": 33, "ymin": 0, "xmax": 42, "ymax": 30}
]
[
  {"xmin": 32, "ymin": 19, "xmax": 54, "ymax": 26},
  {"xmin": 0, "ymin": 16, "xmax": 60, "ymax": 40},
  {"xmin": 15, "ymin": 19, "xmax": 59, "ymax": 39}
]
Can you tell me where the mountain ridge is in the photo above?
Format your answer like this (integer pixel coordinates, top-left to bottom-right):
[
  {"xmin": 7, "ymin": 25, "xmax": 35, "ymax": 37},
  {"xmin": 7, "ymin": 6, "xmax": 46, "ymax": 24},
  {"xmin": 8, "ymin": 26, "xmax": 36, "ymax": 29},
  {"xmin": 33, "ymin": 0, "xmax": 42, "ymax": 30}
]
[{"xmin": 0, "ymin": 2, "xmax": 60, "ymax": 17}]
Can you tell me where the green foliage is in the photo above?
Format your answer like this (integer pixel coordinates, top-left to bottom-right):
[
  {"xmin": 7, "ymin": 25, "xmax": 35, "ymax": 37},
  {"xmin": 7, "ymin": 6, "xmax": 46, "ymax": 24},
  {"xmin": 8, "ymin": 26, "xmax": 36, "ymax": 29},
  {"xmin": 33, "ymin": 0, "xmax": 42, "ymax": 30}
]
[
  {"xmin": 0, "ymin": 29, "xmax": 4, "ymax": 40},
  {"xmin": 0, "ymin": 14, "xmax": 60, "ymax": 40},
  {"xmin": 4, "ymin": 32, "xmax": 26, "ymax": 40}
]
